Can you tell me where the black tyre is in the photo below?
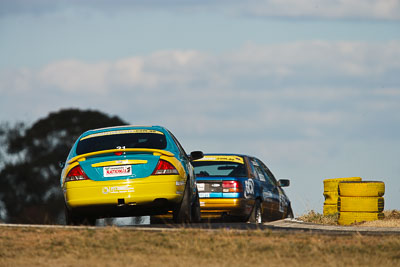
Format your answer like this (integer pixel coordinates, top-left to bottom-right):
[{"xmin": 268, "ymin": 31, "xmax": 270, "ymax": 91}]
[
  {"xmin": 286, "ymin": 204, "xmax": 294, "ymax": 219},
  {"xmin": 173, "ymin": 183, "xmax": 192, "ymax": 224},
  {"xmin": 191, "ymin": 189, "xmax": 201, "ymax": 223},
  {"xmin": 248, "ymin": 200, "xmax": 262, "ymax": 224}
]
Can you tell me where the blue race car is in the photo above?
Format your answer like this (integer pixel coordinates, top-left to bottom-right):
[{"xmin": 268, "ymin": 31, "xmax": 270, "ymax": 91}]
[{"xmin": 192, "ymin": 154, "xmax": 293, "ymax": 223}]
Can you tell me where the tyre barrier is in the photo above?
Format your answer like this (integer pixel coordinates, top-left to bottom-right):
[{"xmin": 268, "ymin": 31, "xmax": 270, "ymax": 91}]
[
  {"xmin": 323, "ymin": 177, "xmax": 362, "ymax": 192},
  {"xmin": 323, "ymin": 177, "xmax": 362, "ymax": 215},
  {"xmin": 323, "ymin": 191, "xmax": 339, "ymax": 205},
  {"xmin": 338, "ymin": 196, "xmax": 384, "ymax": 212},
  {"xmin": 338, "ymin": 211, "xmax": 385, "ymax": 226},
  {"xmin": 323, "ymin": 204, "xmax": 338, "ymax": 215},
  {"xmin": 338, "ymin": 181, "xmax": 385, "ymax": 197},
  {"xmin": 337, "ymin": 181, "xmax": 385, "ymax": 225}
]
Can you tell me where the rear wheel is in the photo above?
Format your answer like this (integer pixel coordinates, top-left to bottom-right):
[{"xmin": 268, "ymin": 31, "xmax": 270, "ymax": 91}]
[
  {"xmin": 248, "ymin": 200, "xmax": 262, "ymax": 224},
  {"xmin": 286, "ymin": 204, "xmax": 294, "ymax": 218},
  {"xmin": 191, "ymin": 190, "xmax": 201, "ymax": 223},
  {"xmin": 173, "ymin": 183, "xmax": 192, "ymax": 224}
]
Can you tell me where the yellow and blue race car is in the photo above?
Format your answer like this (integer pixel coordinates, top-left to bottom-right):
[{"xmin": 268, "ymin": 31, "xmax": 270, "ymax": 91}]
[
  {"xmin": 192, "ymin": 154, "xmax": 293, "ymax": 223},
  {"xmin": 60, "ymin": 125, "xmax": 203, "ymax": 225}
]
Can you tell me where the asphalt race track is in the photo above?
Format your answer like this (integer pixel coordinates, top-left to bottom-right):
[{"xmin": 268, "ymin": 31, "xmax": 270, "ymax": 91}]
[{"xmin": 1, "ymin": 219, "xmax": 400, "ymax": 236}]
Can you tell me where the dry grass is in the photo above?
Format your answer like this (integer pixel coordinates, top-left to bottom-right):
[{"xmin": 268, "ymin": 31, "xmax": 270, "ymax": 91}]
[
  {"xmin": 297, "ymin": 210, "xmax": 339, "ymax": 225},
  {"xmin": 298, "ymin": 210, "xmax": 400, "ymax": 227},
  {"xmin": 359, "ymin": 210, "xmax": 400, "ymax": 227},
  {"xmin": 1, "ymin": 226, "xmax": 400, "ymax": 266}
]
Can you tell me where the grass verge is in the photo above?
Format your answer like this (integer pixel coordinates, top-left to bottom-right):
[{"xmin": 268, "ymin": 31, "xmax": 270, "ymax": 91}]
[{"xmin": 1, "ymin": 226, "xmax": 400, "ymax": 266}]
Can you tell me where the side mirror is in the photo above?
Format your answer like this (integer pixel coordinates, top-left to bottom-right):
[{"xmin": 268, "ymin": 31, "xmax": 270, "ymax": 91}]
[
  {"xmin": 189, "ymin": 151, "xmax": 204, "ymax": 161},
  {"xmin": 278, "ymin": 179, "xmax": 290, "ymax": 187},
  {"xmin": 58, "ymin": 161, "xmax": 65, "ymax": 169}
]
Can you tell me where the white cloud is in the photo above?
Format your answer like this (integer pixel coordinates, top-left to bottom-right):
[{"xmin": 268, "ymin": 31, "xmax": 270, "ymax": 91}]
[
  {"xmin": 1, "ymin": 40, "xmax": 399, "ymax": 140},
  {"xmin": 229, "ymin": 41, "xmax": 400, "ymax": 78},
  {"xmin": 4, "ymin": 40, "xmax": 397, "ymax": 97},
  {"xmin": 38, "ymin": 60, "xmax": 110, "ymax": 93}
]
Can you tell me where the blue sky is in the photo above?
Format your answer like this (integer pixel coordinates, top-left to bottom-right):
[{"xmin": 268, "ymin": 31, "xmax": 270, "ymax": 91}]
[{"xmin": 1, "ymin": 0, "xmax": 400, "ymax": 215}]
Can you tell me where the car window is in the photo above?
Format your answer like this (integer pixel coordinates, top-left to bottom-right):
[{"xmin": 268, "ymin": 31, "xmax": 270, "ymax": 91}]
[
  {"xmin": 192, "ymin": 161, "xmax": 247, "ymax": 177},
  {"xmin": 258, "ymin": 160, "xmax": 278, "ymax": 186},
  {"xmin": 249, "ymin": 158, "xmax": 267, "ymax": 182},
  {"xmin": 167, "ymin": 131, "xmax": 188, "ymax": 160},
  {"xmin": 250, "ymin": 158, "xmax": 279, "ymax": 186},
  {"xmin": 76, "ymin": 131, "xmax": 167, "ymax": 155}
]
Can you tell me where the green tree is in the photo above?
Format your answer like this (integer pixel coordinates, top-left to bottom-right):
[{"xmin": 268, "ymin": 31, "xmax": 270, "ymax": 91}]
[{"xmin": 0, "ymin": 108, "xmax": 127, "ymax": 224}]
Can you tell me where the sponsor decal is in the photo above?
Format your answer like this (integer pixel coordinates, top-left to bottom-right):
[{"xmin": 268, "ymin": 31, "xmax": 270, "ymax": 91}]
[
  {"xmin": 199, "ymin": 192, "xmax": 210, "ymax": 198},
  {"xmin": 81, "ymin": 129, "xmax": 164, "ymax": 140},
  {"xmin": 195, "ymin": 155, "xmax": 244, "ymax": 164},
  {"xmin": 103, "ymin": 165, "xmax": 132, "ymax": 177},
  {"xmin": 244, "ymin": 179, "xmax": 254, "ymax": 198},
  {"xmin": 102, "ymin": 185, "xmax": 134, "ymax": 194},
  {"xmin": 176, "ymin": 181, "xmax": 185, "ymax": 186},
  {"xmin": 197, "ymin": 183, "xmax": 205, "ymax": 191}
]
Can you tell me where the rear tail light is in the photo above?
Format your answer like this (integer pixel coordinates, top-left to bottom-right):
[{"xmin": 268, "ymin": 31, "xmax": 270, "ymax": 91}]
[
  {"xmin": 65, "ymin": 165, "xmax": 89, "ymax": 182},
  {"xmin": 152, "ymin": 160, "xmax": 179, "ymax": 175},
  {"xmin": 222, "ymin": 180, "xmax": 242, "ymax": 193}
]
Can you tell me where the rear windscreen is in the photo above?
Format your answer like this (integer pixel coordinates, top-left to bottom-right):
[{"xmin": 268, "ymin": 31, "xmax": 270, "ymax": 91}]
[
  {"xmin": 76, "ymin": 132, "xmax": 167, "ymax": 155},
  {"xmin": 192, "ymin": 161, "xmax": 247, "ymax": 177}
]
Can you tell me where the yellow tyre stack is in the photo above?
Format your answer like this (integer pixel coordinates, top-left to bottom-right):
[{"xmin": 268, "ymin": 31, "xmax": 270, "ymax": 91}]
[
  {"xmin": 323, "ymin": 177, "xmax": 362, "ymax": 215},
  {"xmin": 338, "ymin": 181, "xmax": 385, "ymax": 225}
]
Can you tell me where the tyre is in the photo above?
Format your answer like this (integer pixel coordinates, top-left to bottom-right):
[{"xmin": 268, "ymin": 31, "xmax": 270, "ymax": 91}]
[
  {"xmin": 338, "ymin": 181, "xmax": 385, "ymax": 197},
  {"xmin": 323, "ymin": 177, "xmax": 362, "ymax": 192},
  {"xmin": 338, "ymin": 197, "xmax": 384, "ymax": 212},
  {"xmin": 286, "ymin": 204, "xmax": 294, "ymax": 219},
  {"xmin": 173, "ymin": 183, "xmax": 192, "ymax": 224},
  {"xmin": 191, "ymin": 189, "xmax": 201, "ymax": 223},
  {"xmin": 338, "ymin": 211, "xmax": 384, "ymax": 225},
  {"xmin": 323, "ymin": 204, "xmax": 338, "ymax": 215},
  {"xmin": 323, "ymin": 191, "xmax": 339, "ymax": 205},
  {"xmin": 248, "ymin": 200, "xmax": 262, "ymax": 224}
]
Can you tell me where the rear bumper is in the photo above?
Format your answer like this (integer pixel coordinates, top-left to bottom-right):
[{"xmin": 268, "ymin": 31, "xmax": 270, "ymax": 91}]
[
  {"xmin": 199, "ymin": 198, "xmax": 254, "ymax": 219},
  {"xmin": 64, "ymin": 175, "xmax": 185, "ymax": 211}
]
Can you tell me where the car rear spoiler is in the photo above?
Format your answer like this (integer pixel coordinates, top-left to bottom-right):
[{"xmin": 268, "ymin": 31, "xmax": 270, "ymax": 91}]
[{"xmin": 67, "ymin": 148, "xmax": 175, "ymax": 164}]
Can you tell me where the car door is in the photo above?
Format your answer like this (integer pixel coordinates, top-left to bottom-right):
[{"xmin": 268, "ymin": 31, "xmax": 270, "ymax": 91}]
[
  {"xmin": 241, "ymin": 157, "xmax": 258, "ymax": 210},
  {"xmin": 259, "ymin": 160, "xmax": 288, "ymax": 219},
  {"xmin": 167, "ymin": 131, "xmax": 196, "ymax": 197},
  {"xmin": 248, "ymin": 158, "xmax": 281, "ymax": 220}
]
